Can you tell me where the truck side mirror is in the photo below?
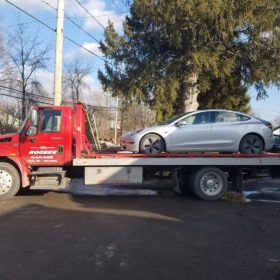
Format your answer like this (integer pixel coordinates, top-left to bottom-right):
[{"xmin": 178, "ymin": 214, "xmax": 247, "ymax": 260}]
[
  {"xmin": 31, "ymin": 109, "xmax": 39, "ymax": 126},
  {"xmin": 27, "ymin": 126, "xmax": 37, "ymax": 136},
  {"xmin": 26, "ymin": 109, "xmax": 39, "ymax": 136}
]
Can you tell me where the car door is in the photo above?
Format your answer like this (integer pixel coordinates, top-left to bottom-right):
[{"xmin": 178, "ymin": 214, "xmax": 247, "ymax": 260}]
[
  {"xmin": 211, "ymin": 111, "xmax": 249, "ymax": 151},
  {"xmin": 170, "ymin": 111, "xmax": 212, "ymax": 152},
  {"xmin": 20, "ymin": 108, "xmax": 66, "ymax": 166}
]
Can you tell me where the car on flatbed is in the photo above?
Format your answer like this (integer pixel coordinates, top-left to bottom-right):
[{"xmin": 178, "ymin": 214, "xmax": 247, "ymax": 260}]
[
  {"xmin": 121, "ymin": 109, "xmax": 274, "ymax": 154},
  {"xmin": 271, "ymin": 126, "xmax": 280, "ymax": 152}
]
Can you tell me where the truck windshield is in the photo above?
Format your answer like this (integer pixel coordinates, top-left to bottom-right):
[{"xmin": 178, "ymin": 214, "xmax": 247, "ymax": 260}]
[{"xmin": 17, "ymin": 111, "xmax": 31, "ymax": 134}]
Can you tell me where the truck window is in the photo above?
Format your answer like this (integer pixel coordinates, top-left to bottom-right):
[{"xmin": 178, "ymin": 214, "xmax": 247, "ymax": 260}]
[{"xmin": 40, "ymin": 110, "xmax": 62, "ymax": 132}]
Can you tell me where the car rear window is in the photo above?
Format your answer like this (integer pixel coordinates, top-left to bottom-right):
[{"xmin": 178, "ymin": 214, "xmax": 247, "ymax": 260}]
[{"xmin": 214, "ymin": 112, "xmax": 250, "ymax": 123}]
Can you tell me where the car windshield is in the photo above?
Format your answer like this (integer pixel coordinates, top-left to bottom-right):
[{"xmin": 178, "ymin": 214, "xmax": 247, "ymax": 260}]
[{"xmin": 159, "ymin": 112, "xmax": 193, "ymax": 125}]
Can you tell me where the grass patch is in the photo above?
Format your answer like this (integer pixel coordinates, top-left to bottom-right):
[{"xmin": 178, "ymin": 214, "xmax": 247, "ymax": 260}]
[{"xmin": 223, "ymin": 191, "xmax": 247, "ymax": 202}]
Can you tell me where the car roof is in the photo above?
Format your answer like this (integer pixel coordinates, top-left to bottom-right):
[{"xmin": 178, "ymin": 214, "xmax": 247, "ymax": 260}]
[{"xmin": 184, "ymin": 109, "xmax": 252, "ymax": 117}]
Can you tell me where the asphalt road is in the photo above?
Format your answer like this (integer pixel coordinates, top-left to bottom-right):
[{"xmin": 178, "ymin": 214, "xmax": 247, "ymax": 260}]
[{"xmin": 0, "ymin": 185, "xmax": 280, "ymax": 280}]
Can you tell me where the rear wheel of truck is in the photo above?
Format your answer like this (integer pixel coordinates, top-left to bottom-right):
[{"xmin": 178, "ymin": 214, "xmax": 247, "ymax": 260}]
[
  {"xmin": 0, "ymin": 162, "xmax": 20, "ymax": 200},
  {"xmin": 190, "ymin": 167, "xmax": 227, "ymax": 201}
]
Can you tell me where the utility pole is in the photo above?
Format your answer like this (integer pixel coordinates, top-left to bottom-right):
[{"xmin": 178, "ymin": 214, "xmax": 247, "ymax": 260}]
[{"xmin": 54, "ymin": 0, "xmax": 65, "ymax": 106}]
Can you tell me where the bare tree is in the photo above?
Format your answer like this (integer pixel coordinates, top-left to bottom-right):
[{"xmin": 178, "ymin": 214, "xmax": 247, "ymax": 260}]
[
  {"xmin": 0, "ymin": 103, "xmax": 20, "ymax": 134},
  {"xmin": 120, "ymin": 100, "xmax": 155, "ymax": 134},
  {"xmin": 5, "ymin": 23, "xmax": 50, "ymax": 121},
  {"xmin": 63, "ymin": 58, "xmax": 91, "ymax": 102}
]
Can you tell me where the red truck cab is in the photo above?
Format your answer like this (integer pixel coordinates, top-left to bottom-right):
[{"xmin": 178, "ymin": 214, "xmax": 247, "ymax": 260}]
[
  {"xmin": 18, "ymin": 105, "xmax": 74, "ymax": 166},
  {"xmin": 0, "ymin": 103, "xmax": 88, "ymax": 199}
]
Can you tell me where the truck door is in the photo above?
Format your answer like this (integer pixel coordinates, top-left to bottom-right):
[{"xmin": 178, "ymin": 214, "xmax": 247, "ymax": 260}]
[{"xmin": 19, "ymin": 109, "xmax": 66, "ymax": 166}]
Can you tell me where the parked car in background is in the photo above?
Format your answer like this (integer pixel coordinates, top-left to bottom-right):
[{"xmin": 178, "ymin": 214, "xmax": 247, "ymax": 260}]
[{"xmin": 121, "ymin": 109, "xmax": 274, "ymax": 154}]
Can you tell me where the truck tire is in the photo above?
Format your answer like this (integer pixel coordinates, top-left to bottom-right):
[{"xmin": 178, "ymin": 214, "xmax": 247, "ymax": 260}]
[
  {"xmin": 190, "ymin": 167, "xmax": 227, "ymax": 201},
  {"xmin": 0, "ymin": 162, "xmax": 20, "ymax": 200}
]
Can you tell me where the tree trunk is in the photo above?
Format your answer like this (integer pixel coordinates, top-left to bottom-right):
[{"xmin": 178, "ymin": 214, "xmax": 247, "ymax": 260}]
[
  {"xmin": 181, "ymin": 73, "xmax": 199, "ymax": 113},
  {"xmin": 21, "ymin": 86, "xmax": 26, "ymax": 122}
]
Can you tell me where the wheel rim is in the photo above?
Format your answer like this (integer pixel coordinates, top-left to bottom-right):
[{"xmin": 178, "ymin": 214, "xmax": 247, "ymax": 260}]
[
  {"xmin": 0, "ymin": 169, "xmax": 13, "ymax": 195},
  {"xmin": 142, "ymin": 135, "xmax": 163, "ymax": 154},
  {"xmin": 242, "ymin": 136, "xmax": 262, "ymax": 154},
  {"xmin": 199, "ymin": 172, "xmax": 223, "ymax": 196}
]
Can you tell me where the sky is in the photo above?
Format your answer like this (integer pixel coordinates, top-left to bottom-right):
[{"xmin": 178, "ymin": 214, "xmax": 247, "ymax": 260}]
[
  {"xmin": 0, "ymin": 0, "xmax": 279, "ymax": 122},
  {"xmin": 0, "ymin": 0, "xmax": 128, "ymax": 106}
]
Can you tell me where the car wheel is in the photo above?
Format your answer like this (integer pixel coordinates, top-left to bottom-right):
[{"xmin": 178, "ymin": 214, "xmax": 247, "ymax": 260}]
[
  {"xmin": 0, "ymin": 162, "xmax": 20, "ymax": 200},
  {"xmin": 190, "ymin": 167, "xmax": 228, "ymax": 200},
  {"xmin": 139, "ymin": 133, "xmax": 165, "ymax": 154},
  {"xmin": 239, "ymin": 134, "xmax": 264, "ymax": 154}
]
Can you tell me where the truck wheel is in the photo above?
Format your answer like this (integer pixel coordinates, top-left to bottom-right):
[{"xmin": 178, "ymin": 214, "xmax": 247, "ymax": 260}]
[
  {"xmin": 0, "ymin": 162, "xmax": 20, "ymax": 200},
  {"xmin": 190, "ymin": 167, "xmax": 227, "ymax": 200},
  {"xmin": 139, "ymin": 133, "xmax": 165, "ymax": 154}
]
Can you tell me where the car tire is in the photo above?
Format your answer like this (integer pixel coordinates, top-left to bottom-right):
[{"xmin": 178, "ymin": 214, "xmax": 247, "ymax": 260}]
[
  {"xmin": 190, "ymin": 167, "xmax": 228, "ymax": 200},
  {"xmin": 139, "ymin": 133, "xmax": 165, "ymax": 154},
  {"xmin": 0, "ymin": 162, "xmax": 20, "ymax": 200},
  {"xmin": 239, "ymin": 134, "xmax": 264, "ymax": 154}
]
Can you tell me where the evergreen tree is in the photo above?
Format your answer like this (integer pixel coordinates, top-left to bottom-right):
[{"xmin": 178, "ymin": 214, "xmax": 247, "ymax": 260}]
[
  {"xmin": 99, "ymin": 0, "xmax": 280, "ymax": 121},
  {"xmin": 198, "ymin": 73, "xmax": 251, "ymax": 113}
]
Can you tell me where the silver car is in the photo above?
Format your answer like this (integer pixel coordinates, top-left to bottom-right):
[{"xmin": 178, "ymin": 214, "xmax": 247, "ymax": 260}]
[{"xmin": 120, "ymin": 110, "xmax": 274, "ymax": 154}]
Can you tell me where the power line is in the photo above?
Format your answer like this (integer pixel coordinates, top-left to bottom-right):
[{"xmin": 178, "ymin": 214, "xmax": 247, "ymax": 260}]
[
  {"xmin": 66, "ymin": 11, "xmax": 128, "ymax": 18},
  {"xmin": 43, "ymin": 1, "xmax": 127, "ymax": 17},
  {"xmin": 66, "ymin": 17, "xmax": 100, "ymax": 43},
  {"xmin": 3, "ymin": 0, "xmax": 113, "ymax": 66},
  {"xmin": 0, "ymin": 85, "xmax": 73, "ymax": 106},
  {"xmin": 73, "ymin": 0, "xmax": 106, "ymax": 30},
  {"xmin": 120, "ymin": 0, "xmax": 130, "ymax": 8},
  {"xmin": 111, "ymin": 0, "xmax": 125, "ymax": 14},
  {"xmin": 0, "ymin": 85, "xmax": 54, "ymax": 101},
  {"xmin": 1, "ymin": 20, "xmax": 37, "ymax": 28},
  {"xmin": 42, "ymin": 0, "xmax": 100, "ymax": 44},
  {"xmin": 63, "ymin": 34, "xmax": 109, "ymax": 63},
  {"xmin": 0, "ymin": 91, "xmax": 53, "ymax": 105},
  {"xmin": 1, "ymin": 17, "xmax": 57, "ymax": 29},
  {"xmin": 3, "ymin": 0, "xmax": 56, "ymax": 32}
]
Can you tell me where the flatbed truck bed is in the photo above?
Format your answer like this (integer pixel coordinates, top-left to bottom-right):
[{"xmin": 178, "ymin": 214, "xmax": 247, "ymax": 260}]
[{"xmin": 0, "ymin": 102, "xmax": 279, "ymax": 201}]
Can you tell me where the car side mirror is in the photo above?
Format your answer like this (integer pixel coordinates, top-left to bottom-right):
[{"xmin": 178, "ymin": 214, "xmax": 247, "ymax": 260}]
[{"xmin": 175, "ymin": 120, "xmax": 187, "ymax": 127}]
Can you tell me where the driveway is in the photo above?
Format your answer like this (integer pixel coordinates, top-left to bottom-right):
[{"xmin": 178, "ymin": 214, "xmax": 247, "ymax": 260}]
[{"xmin": 0, "ymin": 182, "xmax": 279, "ymax": 280}]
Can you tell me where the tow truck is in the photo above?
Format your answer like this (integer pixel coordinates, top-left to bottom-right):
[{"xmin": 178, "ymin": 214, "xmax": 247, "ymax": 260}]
[{"xmin": 0, "ymin": 103, "xmax": 279, "ymax": 200}]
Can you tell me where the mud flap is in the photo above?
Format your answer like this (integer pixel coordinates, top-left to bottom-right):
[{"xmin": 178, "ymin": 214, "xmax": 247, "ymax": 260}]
[{"xmin": 171, "ymin": 168, "xmax": 182, "ymax": 194}]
